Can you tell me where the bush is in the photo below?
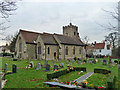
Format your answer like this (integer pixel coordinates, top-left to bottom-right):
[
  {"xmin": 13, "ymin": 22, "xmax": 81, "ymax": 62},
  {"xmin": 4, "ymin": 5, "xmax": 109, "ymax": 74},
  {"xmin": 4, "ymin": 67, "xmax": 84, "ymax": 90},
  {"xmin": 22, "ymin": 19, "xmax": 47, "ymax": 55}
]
[
  {"xmin": 94, "ymin": 69, "xmax": 111, "ymax": 74},
  {"xmin": 75, "ymin": 67, "xmax": 86, "ymax": 72},
  {"xmin": 2, "ymin": 53, "xmax": 14, "ymax": 57}
]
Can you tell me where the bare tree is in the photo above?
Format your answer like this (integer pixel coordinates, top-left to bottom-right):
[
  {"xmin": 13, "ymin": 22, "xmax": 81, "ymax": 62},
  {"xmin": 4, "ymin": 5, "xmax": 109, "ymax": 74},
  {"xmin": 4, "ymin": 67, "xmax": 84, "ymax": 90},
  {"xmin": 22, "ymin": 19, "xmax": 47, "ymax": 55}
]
[
  {"xmin": 0, "ymin": 0, "xmax": 19, "ymax": 33},
  {"xmin": 105, "ymin": 32, "xmax": 118, "ymax": 49},
  {"xmin": 82, "ymin": 36, "xmax": 89, "ymax": 45}
]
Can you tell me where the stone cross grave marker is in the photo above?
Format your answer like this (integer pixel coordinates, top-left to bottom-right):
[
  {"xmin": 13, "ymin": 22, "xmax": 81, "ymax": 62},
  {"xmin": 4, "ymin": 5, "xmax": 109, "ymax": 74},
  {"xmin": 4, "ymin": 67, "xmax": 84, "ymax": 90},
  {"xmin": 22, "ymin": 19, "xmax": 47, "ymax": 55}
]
[
  {"xmin": 36, "ymin": 63, "xmax": 41, "ymax": 70},
  {"xmin": 45, "ymin": 64, "xmax": 50, "ymax": 72},
  {"xmin": 59, "ymin": 63, "xmax": 64, "ymax": 68},
  {"xmin": 12, "ymin": 64, "xmax": 17, "ymax": 73},
  {"xmin": 4, "ymin": 63, "xmax": 8, "ymax": 72}
]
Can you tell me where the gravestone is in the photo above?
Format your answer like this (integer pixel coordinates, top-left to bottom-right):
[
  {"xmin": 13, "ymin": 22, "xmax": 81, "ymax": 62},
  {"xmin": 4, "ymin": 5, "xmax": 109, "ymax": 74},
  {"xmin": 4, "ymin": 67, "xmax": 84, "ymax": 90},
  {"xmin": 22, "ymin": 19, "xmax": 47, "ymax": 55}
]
[
  {"xmin": 113, "ymin": 62, "xmax": 115, "ymax": 66},
  {"xmin": 103, "ymin": 60, "xmax": 107, "ymax": 65},
  {"xmin": 77, "ymin": 60, "xmax": 80, "ymax": 64},
  {"xmin": 59, "ymin": 63, "xmax": 64, "ymax": 68},
  {"xmin": 36, "ymin": 63, "xmax": 41, "ymax": 70},
  {"xmin": 109, "ymin": 59, "xmax": 112, "ymax": 64},
  {"xmin": 92, "ymin": 60, "xmax": 96, "ymax": 64},
  {"xmin": 45, "ymin": 64, "xmax": 50, "ymax": 72},
  {"xmin": 68, "ymin": 63, "xmax": 72, "ymax": 66},
  {"xmin": 88, "ymin": 60, "xmax": 92, "ymax": 64},
  {"xmin": 100, "ymin": 59, "xmax": 103, "ymax": 63},
  {"xmin": 67, "ymin": 59, "xmax": 70, "ymax": 62},
  {"xmin": 54, "ymin": 65, "xmax": 58, "ymax": 70},
  {"xmin": 83, "ymin": 60, "xmax": 86, "ymax": 64},
  {"xmin": 30, "ymin": 62, "xmax": 34, "ymax": 68},
  {"xmin": 4, "ymin": 63, "xmax": 8, "ymax": 72},
  {"xmin": 119, "ymin": 61, "xmax": 120, "ymax": 64},
  {"xmin": 44, "ymin": 61, "xmax": 48, "ymax": 65},
  {"xmin": 12, "ymin": 64, "xmax": 17, "ymax": 73},
  {"xmin": 114, "ymin": 60, "xmax": 118, "ymax": 64},
  {"xmin": 72, "ymin": 60, "xmax": 74, "ymax": 63}
]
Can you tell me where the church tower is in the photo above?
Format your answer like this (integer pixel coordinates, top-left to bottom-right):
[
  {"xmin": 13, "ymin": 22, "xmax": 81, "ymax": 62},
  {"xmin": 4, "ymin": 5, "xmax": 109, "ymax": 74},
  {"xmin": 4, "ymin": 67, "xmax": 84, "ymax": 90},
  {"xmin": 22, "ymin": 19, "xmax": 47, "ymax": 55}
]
[{"xmin": 63, "ymin": 23, "xmax": 80, "ymax": 39}]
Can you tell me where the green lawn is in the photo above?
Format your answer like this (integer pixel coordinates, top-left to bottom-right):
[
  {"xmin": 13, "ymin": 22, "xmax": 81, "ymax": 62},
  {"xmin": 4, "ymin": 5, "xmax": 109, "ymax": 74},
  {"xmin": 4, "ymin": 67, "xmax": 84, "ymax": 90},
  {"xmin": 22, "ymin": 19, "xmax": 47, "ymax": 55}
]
[{"xmin": 1, "ymin": 57, "xmax": 119, "ymax": 88}]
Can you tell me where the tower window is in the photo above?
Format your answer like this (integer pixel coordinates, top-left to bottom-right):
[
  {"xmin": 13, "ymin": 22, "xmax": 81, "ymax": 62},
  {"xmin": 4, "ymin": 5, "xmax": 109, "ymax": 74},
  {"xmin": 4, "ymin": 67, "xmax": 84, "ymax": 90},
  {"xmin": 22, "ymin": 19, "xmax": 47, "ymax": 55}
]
[
  {"xmin": 74, "ymin": 32, "xmax": 76, "ymax": 35},
  {"xmin": 38, "ymin": 46, "xmax": 41, "ymax": 54}
]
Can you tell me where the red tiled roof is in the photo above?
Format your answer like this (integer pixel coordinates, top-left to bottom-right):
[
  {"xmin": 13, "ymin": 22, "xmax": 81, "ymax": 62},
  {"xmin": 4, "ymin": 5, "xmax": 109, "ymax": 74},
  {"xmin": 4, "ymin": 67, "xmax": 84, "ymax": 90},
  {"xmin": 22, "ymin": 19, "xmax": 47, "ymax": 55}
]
[
  {"xmin": 86, "ymin": 46, "xmax": 94, "ymax": 49},
  {"xmin": 94, "ymin": 43, "xmax": 105, "ymax": 49}
]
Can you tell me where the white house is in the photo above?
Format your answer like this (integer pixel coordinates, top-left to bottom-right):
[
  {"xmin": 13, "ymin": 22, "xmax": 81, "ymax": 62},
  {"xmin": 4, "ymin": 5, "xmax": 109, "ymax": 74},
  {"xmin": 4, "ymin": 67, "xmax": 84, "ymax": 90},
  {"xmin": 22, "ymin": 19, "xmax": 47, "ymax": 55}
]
[{"xmin": 93, "ymin": 41, "xmax": 112, "ymax": 56}]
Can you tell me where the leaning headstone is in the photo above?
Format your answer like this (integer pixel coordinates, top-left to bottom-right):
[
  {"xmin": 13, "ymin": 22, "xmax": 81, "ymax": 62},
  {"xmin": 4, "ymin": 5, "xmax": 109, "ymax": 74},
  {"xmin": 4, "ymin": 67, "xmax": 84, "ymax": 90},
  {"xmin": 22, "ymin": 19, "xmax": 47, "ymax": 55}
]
[
  {"xmin": 45, "ymin": 64, "xmax": 50, "ymax": 72},
  {"xmin": 36, "ymin": 63, "xmax": 41, "ymax": 70},
  {"xmin": 12, "ymin": 64, "xmax": 17, "ymax": 73},
  {"xmin": 4, "ymin": 63, "xmax": 8, "ymax": 72},
  {"xmin": 54, "ymin": 65, "xmax": 58, "ymax": 70},
  {"xmin": 59, "ymin": 63, "xmax": 64, "ymax": 68}
]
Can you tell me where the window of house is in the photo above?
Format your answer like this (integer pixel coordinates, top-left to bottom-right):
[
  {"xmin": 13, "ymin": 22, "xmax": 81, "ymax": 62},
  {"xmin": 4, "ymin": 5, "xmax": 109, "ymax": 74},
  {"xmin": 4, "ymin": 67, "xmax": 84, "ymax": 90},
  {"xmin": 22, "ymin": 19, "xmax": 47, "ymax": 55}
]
[
  {"xmin": 107, "ymin": 47, "xmax": 110, "ymax": 50},
  {"xmin": 66, "ymin": 47, "xmax": 68, "ymax": 55},
  {"xmin": 99, "ymin": 49, "xmax": 101, "ymax": 52},
  {"xmin": 48, "ymin": 47, "xmax": 50, "ymax": 54},
  {"xmin": 73, "ymin": 47, "xmax": 75, "ymax": 55},
  {"xmin": 19, "ymin": 43, "xmax": 22, "ymax": 52},
  {"xmin": 38, "ymin": 46, "xmax": 41, "ymax": 54}
]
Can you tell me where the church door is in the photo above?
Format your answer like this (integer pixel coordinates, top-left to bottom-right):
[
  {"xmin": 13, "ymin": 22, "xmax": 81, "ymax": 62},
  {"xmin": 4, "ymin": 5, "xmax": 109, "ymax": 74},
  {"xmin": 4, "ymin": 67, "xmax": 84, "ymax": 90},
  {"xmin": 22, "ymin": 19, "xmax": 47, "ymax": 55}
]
[{"xmin": 54, "ymin": 52, "xmax": 56, "ymax": 59}]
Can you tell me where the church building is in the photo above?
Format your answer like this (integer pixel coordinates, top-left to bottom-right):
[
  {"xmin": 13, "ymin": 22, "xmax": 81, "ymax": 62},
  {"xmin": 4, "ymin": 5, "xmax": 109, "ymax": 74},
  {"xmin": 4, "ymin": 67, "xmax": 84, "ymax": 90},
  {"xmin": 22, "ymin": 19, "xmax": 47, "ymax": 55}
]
[{"xmin": 15, "ymin": 23, "xmax": 86, "ymax": 60}]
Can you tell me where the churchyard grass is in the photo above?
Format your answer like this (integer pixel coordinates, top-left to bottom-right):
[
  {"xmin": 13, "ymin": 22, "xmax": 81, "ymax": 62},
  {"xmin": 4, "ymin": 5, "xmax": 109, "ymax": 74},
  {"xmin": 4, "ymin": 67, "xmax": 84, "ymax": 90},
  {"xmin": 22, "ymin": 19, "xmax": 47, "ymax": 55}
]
[{"xmin": 1, "ymin": 57, "xmax": 119, "ymax": 88}]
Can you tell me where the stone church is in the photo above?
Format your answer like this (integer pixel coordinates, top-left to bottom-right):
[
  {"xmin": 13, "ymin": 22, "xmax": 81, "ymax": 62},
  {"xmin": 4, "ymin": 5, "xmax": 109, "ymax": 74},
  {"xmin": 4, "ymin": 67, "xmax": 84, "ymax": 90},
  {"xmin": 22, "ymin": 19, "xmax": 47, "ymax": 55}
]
[{"xmin": 15, "ymin": 23, "xmax": 86, "ymax": 60}]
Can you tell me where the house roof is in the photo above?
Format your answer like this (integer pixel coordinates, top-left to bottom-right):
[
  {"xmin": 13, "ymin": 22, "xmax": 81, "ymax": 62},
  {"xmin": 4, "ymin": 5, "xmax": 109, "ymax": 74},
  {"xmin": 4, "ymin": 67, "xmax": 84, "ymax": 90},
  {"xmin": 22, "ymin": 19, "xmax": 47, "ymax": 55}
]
[
  {"xmin": 19, "ymin": 30, "xmax": 84, "ymax": 46},
  {"xmin": 94, "ymin": 43, "xmax": 105, "ymax": 49},
  {"xmin": 86, "ymin": 46, "xmax": 94, "ymax": 49}
]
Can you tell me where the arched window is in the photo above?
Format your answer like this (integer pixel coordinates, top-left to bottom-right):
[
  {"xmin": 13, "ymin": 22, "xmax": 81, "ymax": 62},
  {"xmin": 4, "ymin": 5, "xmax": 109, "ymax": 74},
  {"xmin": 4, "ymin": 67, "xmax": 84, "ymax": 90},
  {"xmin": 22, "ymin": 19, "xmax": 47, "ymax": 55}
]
[
  {"xmin": 48, "ymin": 47, "xmax": 50, "ymax": 54},
  {"xmin": 38, "ymin": 46, "xmax": 41, "ymax": 54},
  {"xmin": 66, "ymin": 47, "xmax": 68, "ymax": 55},
  {"xmin": 79, "ymin": 48, "xmax": 81, "ymax": 54},
  {"xmin": 19, "ymin": 43, "xmax": 22, "ymax": 52},
  {"xmin": 73, "ymin": 47, "xmax": 75, "ymax": 55}
]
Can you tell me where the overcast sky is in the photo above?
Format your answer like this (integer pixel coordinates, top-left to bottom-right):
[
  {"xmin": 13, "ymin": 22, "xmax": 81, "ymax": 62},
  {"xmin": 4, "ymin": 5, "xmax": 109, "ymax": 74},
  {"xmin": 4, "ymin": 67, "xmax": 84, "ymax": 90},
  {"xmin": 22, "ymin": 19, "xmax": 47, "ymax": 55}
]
[{"xmin": 0, "ymin": 0, "xmax": 119, "ymax": 45}]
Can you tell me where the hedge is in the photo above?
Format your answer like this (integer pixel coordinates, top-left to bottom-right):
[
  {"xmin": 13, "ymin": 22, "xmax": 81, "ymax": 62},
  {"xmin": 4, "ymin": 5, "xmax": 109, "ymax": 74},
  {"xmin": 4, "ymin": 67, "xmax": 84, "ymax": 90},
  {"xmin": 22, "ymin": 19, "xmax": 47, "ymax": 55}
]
[
  {"xmin": 107, "ymin": 75, "xmax": 116, "ymax": 89},
  {"xmin": 94, "ymin": 69, "xmax": 111, "ymax": 74},
  {"xmin": 47, "ymin": 67, "xmax": 86, "ymax": 80}
]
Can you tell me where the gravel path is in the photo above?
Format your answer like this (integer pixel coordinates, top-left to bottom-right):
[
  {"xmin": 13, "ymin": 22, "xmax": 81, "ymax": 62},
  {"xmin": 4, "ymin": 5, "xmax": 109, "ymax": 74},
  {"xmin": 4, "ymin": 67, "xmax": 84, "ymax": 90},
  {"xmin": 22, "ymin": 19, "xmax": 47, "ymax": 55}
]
[{"xmin": 76, "ymin": 71, "xmax": 94, "ymax": 83}]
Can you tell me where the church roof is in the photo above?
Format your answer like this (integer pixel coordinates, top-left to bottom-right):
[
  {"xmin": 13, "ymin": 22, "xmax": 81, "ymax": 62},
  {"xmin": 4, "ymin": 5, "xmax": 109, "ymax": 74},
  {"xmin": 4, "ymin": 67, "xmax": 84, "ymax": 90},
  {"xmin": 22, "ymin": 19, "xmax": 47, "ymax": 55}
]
[
  {"xmin": 54, "ymin": 34, "xmax": 84, "ymax": 46},
  {"xmin": 19, "ymin": 29, "xmax": 84, "ymax": 46}
]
